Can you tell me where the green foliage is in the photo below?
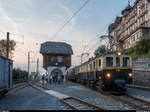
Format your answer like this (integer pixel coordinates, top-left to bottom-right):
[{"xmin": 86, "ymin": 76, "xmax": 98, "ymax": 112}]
[
  {"xmin": 94, "ymin": 45, "xmax": 107, "ymax": 57},
  {"xmin": 13, "ymin": 68, "xmax": 28, "ymax": 84},
  {"xmin": 0, "ymin": 39, "xmax": 16, "ymax": 59},
  {"xmin": 124, "ymin": 38, "xmax": 150, "ymax": 58}
]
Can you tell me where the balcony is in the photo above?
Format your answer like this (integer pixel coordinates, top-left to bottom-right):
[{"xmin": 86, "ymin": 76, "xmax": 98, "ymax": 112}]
[{"xmin": 138, "ymin": 9, "xmax": 148, "ymax": 18}]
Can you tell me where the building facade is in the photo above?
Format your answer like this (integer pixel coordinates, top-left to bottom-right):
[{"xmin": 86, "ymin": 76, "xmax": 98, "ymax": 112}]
[
  {"xmin": 109, "ymin": 0, "xmax": 150, "ymax": 51},
  {"xmin": 40, "ymin": 41, "xmax": 73, "ymax": 82}
]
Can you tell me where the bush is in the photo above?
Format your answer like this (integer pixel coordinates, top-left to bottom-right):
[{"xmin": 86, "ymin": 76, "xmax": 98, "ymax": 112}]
[
  {"xmin": 13, "ymin": 68, "xmax": 28, "ymax": 84},
  {"xmin": 124, "ymin": 38, "xmax": 150, "ymax": 58}
]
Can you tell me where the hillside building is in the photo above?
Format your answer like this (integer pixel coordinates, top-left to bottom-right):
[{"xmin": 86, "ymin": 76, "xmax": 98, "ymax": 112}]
[{"xmin": 109, "ymin": 0, "xmax": 150, "ymax": 51}]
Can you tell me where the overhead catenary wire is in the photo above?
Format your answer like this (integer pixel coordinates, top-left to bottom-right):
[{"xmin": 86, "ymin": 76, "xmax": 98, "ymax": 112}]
[
  {"xmin": 85, "ymin": 41, "xmax": 99, "ymax": 53},
  {"xmin": 83, "ymin": 13, "xmax": 117, "ymax": 53},
  {"xmin": 83, "ymin": 24, "xmax": 110, "ymax": 54},
  {"xmin": 49, "ymin": 0, "xmax": 91, "ymax": 41},
  {"xmin": 83, "ymin": 3, "xmax": 128, "ymax": 55}
]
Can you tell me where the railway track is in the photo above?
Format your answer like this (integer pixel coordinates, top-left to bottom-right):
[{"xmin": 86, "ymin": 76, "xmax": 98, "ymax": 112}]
[
  {"xmin": 61, "ymin": 96, "xmax": 103, "ymax": 110},
  {"xmin": 69, "ymin": 81, "xmax": 150, "ymax": 110},
  {"xmin": 127, "ymin": 84, "xmax": 150, "ymax": 92},
  {"xmin": 95, "ymin": 85, "xmax": 150, "ymax": 110},
  {"xmin": 101, "ymin": 92, "xmax": 150, "ymax": 110},
  {"xmin": 123, "ymin": 93, "xmax": 150, "ymax": 110},
  {"xmin": 7, "ymin": 82, "xmax": 29, "ymax": 95},
  {"xmin": 29, "ymin": 82, "xmax": 103, "ymax": 110},
  {"xmin": 29, "ymin": 81, "xmax": 49, "ymax": 90}
]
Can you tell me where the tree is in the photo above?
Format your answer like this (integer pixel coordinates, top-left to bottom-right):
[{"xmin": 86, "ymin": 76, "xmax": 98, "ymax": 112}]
[
  {"xmin": 94, "ymin": 45, "xmax": 107, "ymax": 57},
  {"xmin": 0, "ymin": 39, "xmax": 16, "ymax": 59},
  {"xmin": 13, "ymin": 68, "xmax": 28, "ymax": 83}
]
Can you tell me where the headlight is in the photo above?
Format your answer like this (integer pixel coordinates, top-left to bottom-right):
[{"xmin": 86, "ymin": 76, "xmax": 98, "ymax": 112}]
[
  {"xmin": 98, "ymin": 76, "xmax": 102, "ymax": 80},
  {"xmin": 106, "ymin": 73, "xmax": 111, "ymax": 78},
  {"xmin": 129, "ymin": 73, "xmax": 133, "ymax": 77}
]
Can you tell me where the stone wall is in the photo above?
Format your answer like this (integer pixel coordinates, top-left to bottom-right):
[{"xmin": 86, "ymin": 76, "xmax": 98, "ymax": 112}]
[{"xmin": 132, "ymin": 56, "xmax": 150, "ymax": 87}]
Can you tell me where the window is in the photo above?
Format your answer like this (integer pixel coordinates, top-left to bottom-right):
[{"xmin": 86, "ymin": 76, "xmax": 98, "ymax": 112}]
[
  {"xmin": 106, "ymin": 57, "xmax": 113, "ymax": 67},
  {"xmin": 57, "ymin": 56, "xmax": 64, "ymax": 62},
  {"xmin": 123, "ymin": 57, "xmax": 130, "ymax": 67},
  {"xmin": 116, "ymin": 57, "xmax": 120, "ymax": 67},
  {"xmin": 90, "ymin": 64, "xmax": 92, "ymax": 70},
  {"xmin": 93, "ymin": 61, "xmax": 96, "ymax": 69},
  {"xmin": 86, "ymin": 64, "xmax": 88, "ymax": 71},
  {"xmin": 98, "ymin": 59, "xmax": 101, "ymax": 67},
  {"xmin": 50, "ymin": 56, "xmax": 56, "ymax": 62}
]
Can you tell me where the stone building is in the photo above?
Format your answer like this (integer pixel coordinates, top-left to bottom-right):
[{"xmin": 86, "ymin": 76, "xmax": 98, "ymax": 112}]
[
  {"xmin": 109, "ymin": 0, "xmax": 150, "ymax": 51},
  {"xmin": 40, "ymin": 41, "xmax": 73, "ymax": 81},
  {"xmin": 132, "ymin": 56, "xmax": 150, "ymax": 87}
]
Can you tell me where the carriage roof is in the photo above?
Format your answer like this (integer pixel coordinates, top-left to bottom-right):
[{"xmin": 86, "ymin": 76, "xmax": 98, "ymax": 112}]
[{"xmin": 68, "ymin": 53, "xmax": 131, "ymax": 71}]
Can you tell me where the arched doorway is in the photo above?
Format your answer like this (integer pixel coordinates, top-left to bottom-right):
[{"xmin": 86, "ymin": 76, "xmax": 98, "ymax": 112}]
[{"xmin": 51, "ymin": 69, "xmax": 63, "ymax": 82}]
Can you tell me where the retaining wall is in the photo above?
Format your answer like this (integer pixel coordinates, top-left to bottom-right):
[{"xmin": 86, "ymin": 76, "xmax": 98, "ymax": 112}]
[{"xmin": 132, "ymin": 56, "xmax": 150, "ymax": 87}]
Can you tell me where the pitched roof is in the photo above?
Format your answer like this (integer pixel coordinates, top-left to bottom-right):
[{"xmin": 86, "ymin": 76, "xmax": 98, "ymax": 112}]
[
  {"xmin": 121, "ymin": 5, "xmax": 132, "ymax": 16},
  {"xmin": 40, "ymin": 41, "xmax": 73, "ymax": 55}
]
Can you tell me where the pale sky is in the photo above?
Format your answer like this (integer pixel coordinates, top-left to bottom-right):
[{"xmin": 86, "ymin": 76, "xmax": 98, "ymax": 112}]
[{"xmin": 0, "ymin": 0, "xmax": 135, "ymax": 74}]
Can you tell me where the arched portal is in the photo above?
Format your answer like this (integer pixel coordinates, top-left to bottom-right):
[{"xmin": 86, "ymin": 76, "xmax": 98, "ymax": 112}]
[
  {"xmin": 51, "ymin": 69, "xmax": 63, "ymax": 81},
  {"xmin": 51, "ymin": 69, "xmax": 63, "ymax": 76},
  {"xmin": 47, "ymin": 67, "xmax": 66, "ymax": 82}
]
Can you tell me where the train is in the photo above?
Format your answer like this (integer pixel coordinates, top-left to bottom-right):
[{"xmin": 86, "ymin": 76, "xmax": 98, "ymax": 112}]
[
  {"xmin": 0, "ymin": 55, "xmax": 13, "ymax": 96},
  {"xmin": 66, "ymin": 52, "xmax": 133, "ymax": 92}
]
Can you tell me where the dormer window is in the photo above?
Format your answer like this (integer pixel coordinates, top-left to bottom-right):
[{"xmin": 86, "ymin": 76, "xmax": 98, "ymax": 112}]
[
  {"xmin": 50, "ymin": 56, "xmax": 56, "ymax": 62},
  {"xmin": 57, "ymin": 56, "xmax": 64, "ymax": 62}
]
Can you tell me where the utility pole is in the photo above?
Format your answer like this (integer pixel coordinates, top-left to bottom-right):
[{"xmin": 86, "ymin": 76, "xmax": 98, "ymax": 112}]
[
  {"xmin": 28, "ymin": 52, "xmax": 30, "ymax": 82},
  {"xmin": 6, "ymin": 32, "xmax": 10, "ymax": 58},
  {"xmin": 36, "ymin": 58, "xmax": 39, "ymax": 80}
]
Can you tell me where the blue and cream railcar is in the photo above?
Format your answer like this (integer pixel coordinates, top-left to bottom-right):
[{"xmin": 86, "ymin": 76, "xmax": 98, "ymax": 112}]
[
  {"xmin": 96, "ymin": 54, "xmax": 132, "ymax": 90},
  {"xmin": 68, "ymin": 53, "xmax": 133, "ymax": 91}
]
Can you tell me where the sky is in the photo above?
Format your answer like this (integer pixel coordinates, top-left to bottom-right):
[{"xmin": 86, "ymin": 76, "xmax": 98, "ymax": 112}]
[{"xmin": 0, "ymin": 0, "xmax": 136, "ymax": 74}]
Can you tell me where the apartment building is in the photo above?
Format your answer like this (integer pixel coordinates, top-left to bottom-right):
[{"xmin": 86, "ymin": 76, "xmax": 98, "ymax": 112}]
[{"xmin": 109, "ymin": 0, "xmax": 150, "ymax": 51}]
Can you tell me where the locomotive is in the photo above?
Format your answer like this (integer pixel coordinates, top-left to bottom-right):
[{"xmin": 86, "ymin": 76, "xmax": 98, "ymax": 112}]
[{"xmin": 66, "ymin": 52, "xmax": 133, "ymax": 92}]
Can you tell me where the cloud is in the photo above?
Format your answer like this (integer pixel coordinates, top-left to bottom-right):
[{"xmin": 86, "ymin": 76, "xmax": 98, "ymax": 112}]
[
  {"xmin": 0, "ymin": 4, "xmax": 18, "ymax": 34},
  {"xmin": 0, "ymin": 0, "xmax": 96, "ymax": 73},
  {"xmin": 58, "ymin": 1, "xmax": 76, "ymax": 26}
]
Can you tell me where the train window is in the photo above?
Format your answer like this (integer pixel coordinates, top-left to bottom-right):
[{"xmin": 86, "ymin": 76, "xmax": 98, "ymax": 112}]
[
  {"xmin": 116, "ymin": 57, "xmax": 120, "ymax": 67},
  {"xmin": 99, "ymin": 59, "xmax": 101, "ymax": 67},
  {"xmin": 106, "ymin": 57, "xmax": 113, "ymax": 67},
  {"xmin": 93, "ymin": 61, "xmax": 96, "ymax": 69},
  {"xmin": 86, "ymin": 64, "xmax": 88, "ymax": 71},
  {"xmin": 90, "ymin": 64, "xmax": 92, "ymax": 70},
  {"xmin": 123, "ymin": 57, "xmax": 130, "ymax": 67}
]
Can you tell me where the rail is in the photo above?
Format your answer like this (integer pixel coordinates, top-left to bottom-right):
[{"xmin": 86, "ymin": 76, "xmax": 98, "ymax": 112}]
[
  {"xmin": 61, "ymin": 96, "xmax": 103, "ymax": 110},
  {"xmin": 127, "ymin": 84, "xmax": 150, "ymax": 91}
]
